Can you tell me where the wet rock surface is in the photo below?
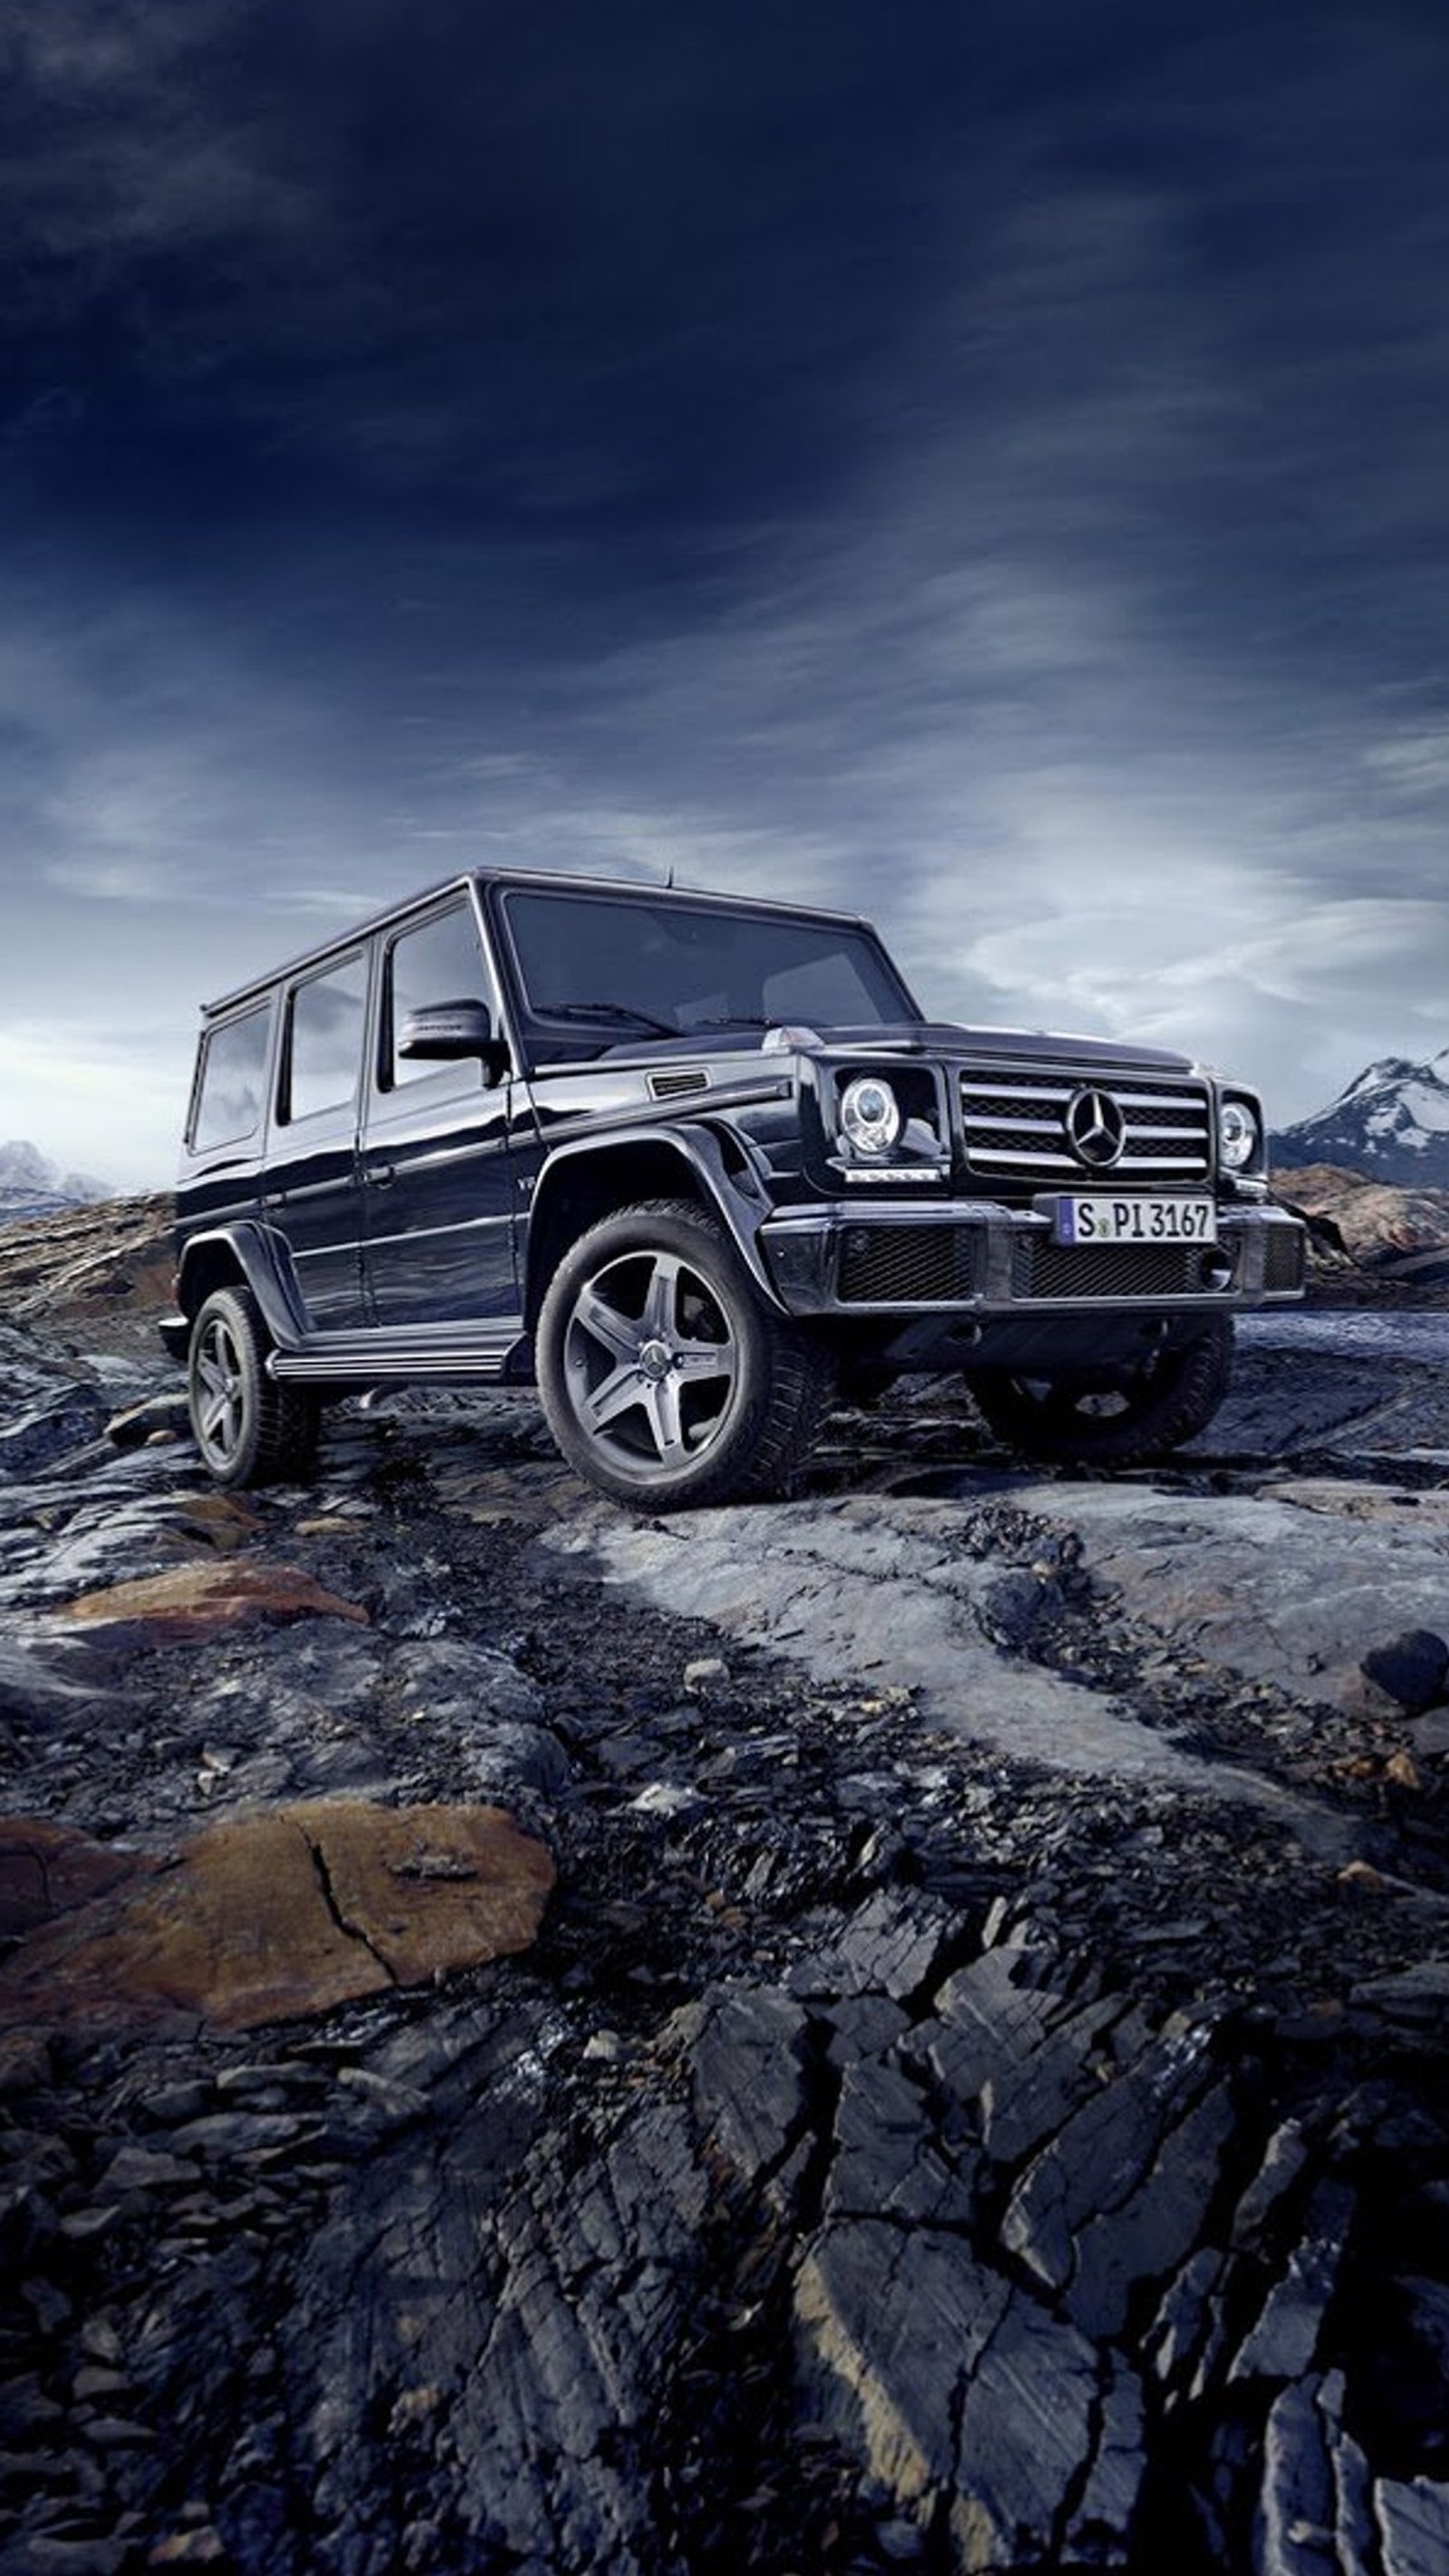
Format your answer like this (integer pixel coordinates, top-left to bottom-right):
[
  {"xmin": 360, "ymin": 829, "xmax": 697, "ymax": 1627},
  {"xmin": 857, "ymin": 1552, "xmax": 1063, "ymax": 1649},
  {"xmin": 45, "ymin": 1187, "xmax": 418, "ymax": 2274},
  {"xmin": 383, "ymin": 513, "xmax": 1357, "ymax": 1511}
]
[{"xmin": 2, "ymin": 1206, "xmax": 1449, "ymax": 2569}]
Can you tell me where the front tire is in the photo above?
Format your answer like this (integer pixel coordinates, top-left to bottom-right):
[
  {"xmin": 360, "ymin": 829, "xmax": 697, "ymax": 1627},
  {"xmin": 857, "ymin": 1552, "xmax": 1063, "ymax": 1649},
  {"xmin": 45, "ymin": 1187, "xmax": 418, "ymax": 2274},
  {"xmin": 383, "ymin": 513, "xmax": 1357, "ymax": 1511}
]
[
  {"xmin": 536, "ymin": 1197, "xmax": 832, "ymax": 1509},
  {"xmin": 967, "ymin": 1317, "xmax": 1233, "ymax": 1467},
  {"xmin": 187, "ymin": 1286, "xmax": 319, "ymax": 1486}
]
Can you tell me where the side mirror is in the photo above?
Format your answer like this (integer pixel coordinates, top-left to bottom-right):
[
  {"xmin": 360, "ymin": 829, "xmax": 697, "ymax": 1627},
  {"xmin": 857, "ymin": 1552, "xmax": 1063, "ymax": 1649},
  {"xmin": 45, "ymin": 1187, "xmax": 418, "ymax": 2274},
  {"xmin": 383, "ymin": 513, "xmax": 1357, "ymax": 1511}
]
[{"xmin": 398, "ymin": 1001, "xmax": 510, "ymax": 1084}]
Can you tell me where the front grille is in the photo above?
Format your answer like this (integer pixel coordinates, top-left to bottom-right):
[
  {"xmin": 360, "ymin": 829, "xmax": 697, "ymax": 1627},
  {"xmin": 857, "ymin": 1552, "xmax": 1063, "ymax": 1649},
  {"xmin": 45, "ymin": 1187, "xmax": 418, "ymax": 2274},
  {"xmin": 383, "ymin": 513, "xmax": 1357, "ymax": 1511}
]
[
  {"xmin": 839, "ymin": 1225, "xmax": 980, "ymax": 1303},
  {"xmin": 961, "ymin": 1072, "xmax": 1212, "ymax": 1184},
  {"xmin": 1013, "ymin": 1239, "xmax": 1232, "ymax": 1301},
  {"xmin": 1262, "ymin": 1226, "xmax": 1307, "ymax": 1291}
]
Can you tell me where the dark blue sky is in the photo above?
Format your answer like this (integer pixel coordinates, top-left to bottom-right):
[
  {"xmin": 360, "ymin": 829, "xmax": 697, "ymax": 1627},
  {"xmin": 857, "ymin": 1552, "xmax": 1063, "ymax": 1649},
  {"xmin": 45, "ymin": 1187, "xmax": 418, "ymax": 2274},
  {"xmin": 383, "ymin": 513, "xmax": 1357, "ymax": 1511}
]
[{"xmin": 4, "ymin": 0, "xmax": 1448, "ymax": 1182}]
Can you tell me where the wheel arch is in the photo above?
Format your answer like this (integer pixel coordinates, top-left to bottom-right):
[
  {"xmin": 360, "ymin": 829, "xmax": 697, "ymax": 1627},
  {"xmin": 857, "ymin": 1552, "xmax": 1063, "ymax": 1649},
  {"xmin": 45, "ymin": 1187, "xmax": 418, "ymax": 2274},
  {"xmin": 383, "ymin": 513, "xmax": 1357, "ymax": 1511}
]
[
  {"xmin": 522, "ymin": 1124, "xmax": 778, "ymax": 1330},
  {"xmin": 175, "ymin": 1223, "xmax": 306, "ymax": 1351}
]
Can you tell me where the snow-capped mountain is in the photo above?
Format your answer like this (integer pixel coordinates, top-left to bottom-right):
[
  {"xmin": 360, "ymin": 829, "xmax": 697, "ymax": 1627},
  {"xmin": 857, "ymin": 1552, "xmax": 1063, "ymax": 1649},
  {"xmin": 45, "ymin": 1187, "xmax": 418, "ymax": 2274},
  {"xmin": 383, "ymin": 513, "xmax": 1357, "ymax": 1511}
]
[
  {"xmin": 0, "ymin": 1140, "xmax": 113, "ymax": 1227},
  {"xmin": 1271, "ymin": 1049, "xmax": 1449, "ymax": 1185}
]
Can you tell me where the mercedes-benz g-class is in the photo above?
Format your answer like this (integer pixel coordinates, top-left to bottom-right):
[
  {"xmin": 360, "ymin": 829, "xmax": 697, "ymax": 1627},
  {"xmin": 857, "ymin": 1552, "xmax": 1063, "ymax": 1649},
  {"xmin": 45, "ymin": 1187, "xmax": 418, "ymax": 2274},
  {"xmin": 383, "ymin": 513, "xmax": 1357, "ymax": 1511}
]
[{"xmin": 162, "ymin": 869, "xmax": 1305, "ymax": 1506}]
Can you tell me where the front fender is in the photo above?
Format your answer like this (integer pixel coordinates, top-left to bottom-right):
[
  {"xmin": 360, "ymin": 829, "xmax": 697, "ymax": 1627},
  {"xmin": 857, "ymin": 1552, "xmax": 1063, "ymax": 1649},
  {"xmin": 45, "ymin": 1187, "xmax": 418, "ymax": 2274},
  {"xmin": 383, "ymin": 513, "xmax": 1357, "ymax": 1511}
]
[{"xmin": 525, "ymin": 1121, "xmax": 783, "ymax": 1312}]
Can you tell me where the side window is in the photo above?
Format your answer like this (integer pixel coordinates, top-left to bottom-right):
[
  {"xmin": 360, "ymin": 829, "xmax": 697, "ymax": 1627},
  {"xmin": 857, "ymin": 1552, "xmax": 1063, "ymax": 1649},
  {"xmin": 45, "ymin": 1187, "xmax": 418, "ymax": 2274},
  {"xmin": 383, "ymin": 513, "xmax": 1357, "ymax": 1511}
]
[
  {"xmin": 382, "ymin": 904, "xmax": 497, "ymax": 1090},
  {"xmin": 285, "ymin": 953, "xmax": 368, "ymax": 1123},
  {"xmin": 191, "ymin": 1004, "xmax": 272, "ymax": 1152}
]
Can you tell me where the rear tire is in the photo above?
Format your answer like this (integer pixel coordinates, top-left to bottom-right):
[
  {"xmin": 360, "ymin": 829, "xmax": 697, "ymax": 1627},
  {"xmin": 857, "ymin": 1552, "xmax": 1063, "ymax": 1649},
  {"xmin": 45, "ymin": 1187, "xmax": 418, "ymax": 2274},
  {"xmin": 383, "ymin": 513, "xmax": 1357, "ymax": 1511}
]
[
  {"xmin": 537, "ymin": 1197, "xmax": 832, "ymax": 1509},
  {"xmin": 967, "ymin": 1317, "xmax": 1233, "ymax": 1466},
  {"xmin": 187, "ymin": 1285, "xmax": 319, "ymax": 1486}
]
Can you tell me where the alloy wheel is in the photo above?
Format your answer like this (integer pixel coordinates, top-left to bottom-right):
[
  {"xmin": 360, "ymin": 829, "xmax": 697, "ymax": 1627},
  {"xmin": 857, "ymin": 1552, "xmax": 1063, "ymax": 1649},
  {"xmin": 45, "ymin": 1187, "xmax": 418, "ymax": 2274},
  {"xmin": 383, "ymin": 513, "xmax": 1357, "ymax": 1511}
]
[
  {"xmin": 562, "ymin": 1247, "xmax": 739, "ymax": 1477},
  {"xmin": 193, "ymin": 1312, "xmax": 247, "ymax": 1467}
]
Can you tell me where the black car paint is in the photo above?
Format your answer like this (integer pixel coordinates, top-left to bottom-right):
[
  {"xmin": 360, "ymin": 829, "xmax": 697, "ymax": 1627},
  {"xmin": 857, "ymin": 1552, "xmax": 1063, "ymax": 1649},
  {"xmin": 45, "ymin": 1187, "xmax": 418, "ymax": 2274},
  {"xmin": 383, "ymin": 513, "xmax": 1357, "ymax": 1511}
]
[{"xmin": 166, "ymin": 868, "xmax": 1303, "ymax": 1413}]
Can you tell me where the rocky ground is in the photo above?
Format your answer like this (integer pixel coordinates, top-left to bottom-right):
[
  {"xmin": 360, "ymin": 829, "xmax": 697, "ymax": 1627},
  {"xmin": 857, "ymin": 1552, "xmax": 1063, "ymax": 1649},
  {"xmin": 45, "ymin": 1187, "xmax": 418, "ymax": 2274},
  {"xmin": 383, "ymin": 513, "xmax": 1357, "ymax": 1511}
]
[{"xmin": 3, "ymin": 1202, "xmax": 1449, "ymax": 2572}]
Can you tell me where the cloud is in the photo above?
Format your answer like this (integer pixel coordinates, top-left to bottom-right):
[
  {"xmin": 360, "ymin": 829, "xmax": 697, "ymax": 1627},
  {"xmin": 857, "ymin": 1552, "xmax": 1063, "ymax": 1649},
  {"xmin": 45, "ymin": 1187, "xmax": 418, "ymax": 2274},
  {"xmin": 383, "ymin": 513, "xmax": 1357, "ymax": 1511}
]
[
  {"xmin": 0, "ymin": 0, "xmax": 319, "ymax": 303},
  {"xmin": 0, "ymin": 1017, "xmax": 186, "ymax": 1190},
  {"xmin": 1364, "ymin": 729, "xmax": 1449, "ymax": 800},
  {"xmin": 5, "ymin": 0, "xmax": 1449, "ymax": 1182}
]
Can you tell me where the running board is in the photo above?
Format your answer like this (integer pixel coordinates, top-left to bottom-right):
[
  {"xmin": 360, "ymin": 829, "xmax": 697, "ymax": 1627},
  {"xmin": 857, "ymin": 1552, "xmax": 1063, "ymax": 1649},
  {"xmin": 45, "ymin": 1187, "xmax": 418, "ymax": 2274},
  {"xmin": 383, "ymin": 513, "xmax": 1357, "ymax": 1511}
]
[{"xmin": 268, "ymin": 1330, "xmax": 523, "ymax": 1386}]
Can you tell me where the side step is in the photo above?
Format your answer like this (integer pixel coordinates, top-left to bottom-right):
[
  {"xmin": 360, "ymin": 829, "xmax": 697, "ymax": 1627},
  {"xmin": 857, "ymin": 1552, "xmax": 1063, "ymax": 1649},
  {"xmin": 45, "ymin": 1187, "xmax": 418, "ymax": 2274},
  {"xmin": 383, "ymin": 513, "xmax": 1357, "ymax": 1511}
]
[{"xmin": 268, "ymin": 1327, "xmax": 523, "ymax": 1386}]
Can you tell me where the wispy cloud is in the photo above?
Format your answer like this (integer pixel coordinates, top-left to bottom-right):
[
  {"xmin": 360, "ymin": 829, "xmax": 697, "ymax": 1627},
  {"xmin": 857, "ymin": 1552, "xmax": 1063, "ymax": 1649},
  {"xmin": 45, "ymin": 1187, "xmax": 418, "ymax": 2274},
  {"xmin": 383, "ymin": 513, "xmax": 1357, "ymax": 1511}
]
[
  {"xmin": 0, "ymin": 0, "xmax": 317, "ymax": 296},
  {"xmin": 4, "ymin": 2, "xmax": 1449, "ymax": 1181}
]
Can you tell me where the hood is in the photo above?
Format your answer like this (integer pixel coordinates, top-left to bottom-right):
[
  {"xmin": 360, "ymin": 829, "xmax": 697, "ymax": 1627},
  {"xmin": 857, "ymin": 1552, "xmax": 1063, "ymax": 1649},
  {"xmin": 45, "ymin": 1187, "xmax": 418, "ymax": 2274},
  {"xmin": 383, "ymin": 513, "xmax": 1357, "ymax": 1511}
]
[
  {"xmin": 605, "ymin": 1020, "xmax": 1200, "ymax": 1079},
  {"xmin": 817, "ymin": 1022, "xmax": 1199, "ymax": 1077}
]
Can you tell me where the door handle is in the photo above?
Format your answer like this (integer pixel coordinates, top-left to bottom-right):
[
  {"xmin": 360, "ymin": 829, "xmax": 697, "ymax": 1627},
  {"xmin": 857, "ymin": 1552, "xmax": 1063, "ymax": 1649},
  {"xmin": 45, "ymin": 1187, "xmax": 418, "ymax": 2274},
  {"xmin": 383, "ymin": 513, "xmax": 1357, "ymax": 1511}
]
[{"xmin": 364, "ymin": 1162, "xmax": 396, "ymax": 1187}]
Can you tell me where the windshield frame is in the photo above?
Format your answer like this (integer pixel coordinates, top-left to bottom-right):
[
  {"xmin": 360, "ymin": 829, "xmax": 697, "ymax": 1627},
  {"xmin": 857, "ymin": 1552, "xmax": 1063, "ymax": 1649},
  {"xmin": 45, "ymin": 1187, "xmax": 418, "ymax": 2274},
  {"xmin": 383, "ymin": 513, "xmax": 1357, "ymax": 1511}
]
[{"xmin": 492, "ymin": 880, "xmax": 921, "ymax": 1060}]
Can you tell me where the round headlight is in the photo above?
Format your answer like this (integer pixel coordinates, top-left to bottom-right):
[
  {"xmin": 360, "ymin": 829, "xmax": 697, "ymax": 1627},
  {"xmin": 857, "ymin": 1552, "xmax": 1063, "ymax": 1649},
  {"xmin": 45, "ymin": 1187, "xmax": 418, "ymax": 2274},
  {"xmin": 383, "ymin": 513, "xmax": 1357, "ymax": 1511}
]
[
  {"xmin": 1218, "ymin": 1099, "xmax": 1259, "ymax": 1171},
  {"xmin": 840, "ymin": 1074, "xmax": 902, "ymax": 1158}
]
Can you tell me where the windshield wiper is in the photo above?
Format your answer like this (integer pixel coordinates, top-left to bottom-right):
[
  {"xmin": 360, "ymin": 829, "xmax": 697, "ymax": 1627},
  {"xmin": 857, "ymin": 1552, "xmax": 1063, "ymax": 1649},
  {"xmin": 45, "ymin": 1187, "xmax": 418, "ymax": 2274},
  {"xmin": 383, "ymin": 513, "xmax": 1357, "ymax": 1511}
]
[
  {"xmin": 546, "ymin": 1001, "xmax": 678, "ymax": 1036},
  {"xmin": 686, "ymin": 1014, "xmax": 772, "ymax": 1031}
]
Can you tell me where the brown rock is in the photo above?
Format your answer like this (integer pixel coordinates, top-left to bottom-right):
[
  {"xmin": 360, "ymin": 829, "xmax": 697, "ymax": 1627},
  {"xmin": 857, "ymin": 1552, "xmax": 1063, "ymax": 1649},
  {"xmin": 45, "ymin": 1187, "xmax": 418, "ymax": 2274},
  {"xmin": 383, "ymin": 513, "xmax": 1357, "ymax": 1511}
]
[
  {"xmin": 0, "ymin": 1191, "xmax": 176, "ymax": 1356},
  {"xmin": 55, "ymin": 1561, "xmax": 369, "ymax": 1640},
  {"xmin": 103, "ymin": 1395, "xmax": 190, "ymax": 1449},
  {"xmin": 1275, "ymin": 1166, "xmax": 1449, "ymax": 1267},
  {"xmin": 148, "ymin": 2533, "xmax": 228, "ymax": 2565},
  {"xmin": 148, "ymin": 2532, "xmax": 228, "ymax": 2565},
  {"xmin": 1337, "ymin": 1860, "xmax": 1394, "ymax": 1896},
  {"xmin": 0, "ymin": 2027, "xmax": 54, "ymax": 2094},
  {"xmin": 0, "ymin": 1817, "xmax": 139, "ymax": 1937},
  {"xmin": 0, "ymin": 1800, "xmax": 554, "ymax": 2033},
  {"xmin": 171, "ymin": 1493, "xmax": 267, "ymax": 1552},
  {"xmin": 1385, "ymin": 1749, "xmax": 1425, "ymax": 1791}
]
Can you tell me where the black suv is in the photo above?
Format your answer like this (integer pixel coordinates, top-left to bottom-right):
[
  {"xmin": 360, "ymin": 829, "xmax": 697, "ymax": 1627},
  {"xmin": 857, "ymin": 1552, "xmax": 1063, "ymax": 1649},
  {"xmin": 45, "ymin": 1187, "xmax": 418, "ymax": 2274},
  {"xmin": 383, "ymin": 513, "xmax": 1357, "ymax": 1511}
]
[{"xmin": 162, "ymin": 868, "xmax": 1305, "ymax": 1507}]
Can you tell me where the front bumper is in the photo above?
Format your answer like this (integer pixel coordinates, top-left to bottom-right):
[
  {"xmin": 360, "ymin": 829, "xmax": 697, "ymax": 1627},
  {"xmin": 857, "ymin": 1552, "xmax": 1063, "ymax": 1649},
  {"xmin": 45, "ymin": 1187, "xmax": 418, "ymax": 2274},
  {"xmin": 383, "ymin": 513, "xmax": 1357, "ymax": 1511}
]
[{"xmin": 760, "ymin": 1197, "xmax": 1306, "ymax": 1329}]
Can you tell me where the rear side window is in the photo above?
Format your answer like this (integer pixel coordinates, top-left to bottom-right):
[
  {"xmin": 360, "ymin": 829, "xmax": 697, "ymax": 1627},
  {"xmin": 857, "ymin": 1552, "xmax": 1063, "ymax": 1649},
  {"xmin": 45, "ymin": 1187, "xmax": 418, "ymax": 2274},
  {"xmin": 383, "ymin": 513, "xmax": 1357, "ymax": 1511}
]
[
  {"xmin": 382, "ymin": 904, "xmax": 496, "ymax": 1089},
  {"xmin": 285, "ymin": 953, "xmax": 369, "ymax": 1122},
  {"xmin": 191, "ymin": 1005, "xmax": 272, "ymax": 1152}
]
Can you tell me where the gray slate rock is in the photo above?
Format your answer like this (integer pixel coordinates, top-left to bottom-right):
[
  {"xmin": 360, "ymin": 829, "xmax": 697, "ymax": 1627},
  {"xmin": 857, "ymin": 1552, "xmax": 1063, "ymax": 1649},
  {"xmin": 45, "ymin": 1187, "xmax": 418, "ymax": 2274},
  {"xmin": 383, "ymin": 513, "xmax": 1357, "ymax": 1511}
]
[
  {"xmin": 948, "ymin": 2290, "xmax": 1113, "ymax": 2572},
  {"xmin": 794, "ymin": 2220, "xmax": 1009, "ymax": 2515},
  {"xmin": 1001, "ymin": 2015, "xmax": 1218, "ymax": 2298},
  {"xmin": 825, "ymin": 2054, "xmax": 976, "ymax": 2226},
  {"xmin": 1376, "ymin": 2475, "xmax": 1449, "ymax": 2576},
  {"xmin": 0, "ymin": 1389, "xmax": 107, "ymax": 1474},
  {"xmin": 1231, "ymin": 2177, "xmax": 1356, "ymax": 2384},
  {"xmin": 1254, "ymin": 2374, "xmax": 1340, "ymax": 2576},
  {"xmin": 687, "ymin": 1985, "xmax": 810, "ymax": 2196}
]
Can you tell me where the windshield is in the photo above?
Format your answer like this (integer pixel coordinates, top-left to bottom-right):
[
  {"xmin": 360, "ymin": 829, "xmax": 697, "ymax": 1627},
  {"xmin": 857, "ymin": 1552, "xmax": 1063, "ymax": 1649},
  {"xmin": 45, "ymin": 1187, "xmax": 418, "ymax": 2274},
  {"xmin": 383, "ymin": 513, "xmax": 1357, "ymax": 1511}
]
[{"xmin": 501, "ymin": 888, "xmax": 916, "ymax": 1041}]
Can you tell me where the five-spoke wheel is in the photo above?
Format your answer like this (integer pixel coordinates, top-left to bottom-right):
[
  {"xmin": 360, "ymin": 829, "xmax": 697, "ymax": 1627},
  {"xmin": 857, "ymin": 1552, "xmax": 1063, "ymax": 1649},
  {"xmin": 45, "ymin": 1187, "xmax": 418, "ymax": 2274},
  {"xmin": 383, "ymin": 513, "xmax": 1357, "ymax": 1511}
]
[
  {"xmin": 537, "ymin": 1198, "xmax": 831, "ymax": 1508},
  {"xmin": 563, "ymin": 1246, "xmax": 739, "ymax": 1471},
  {"xmin": 187, "ymin": 1285, "xmax": 318, "ymax": 1485},
  {"xmin": 192, "ymin": 1301, "xmax": 250, "ymax": 1467}
]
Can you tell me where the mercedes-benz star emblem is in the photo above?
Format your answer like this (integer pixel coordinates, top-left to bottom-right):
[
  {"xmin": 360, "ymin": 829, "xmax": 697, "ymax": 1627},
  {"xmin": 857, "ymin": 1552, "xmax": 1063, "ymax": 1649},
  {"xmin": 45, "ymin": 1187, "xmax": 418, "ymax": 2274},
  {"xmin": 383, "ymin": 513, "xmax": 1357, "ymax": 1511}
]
[{"xmin": 1065, "ymin": 1087, "xmax": 1127, "ymax": 1168}]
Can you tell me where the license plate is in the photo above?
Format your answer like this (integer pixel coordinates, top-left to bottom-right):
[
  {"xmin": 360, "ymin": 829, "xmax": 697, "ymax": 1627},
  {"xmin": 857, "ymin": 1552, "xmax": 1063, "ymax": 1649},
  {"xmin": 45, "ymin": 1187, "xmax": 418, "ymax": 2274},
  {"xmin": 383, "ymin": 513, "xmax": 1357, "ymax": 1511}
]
[{"xmin": 1053, "ymin": 1196, "xmax": 1217, "ymax": 1246}]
